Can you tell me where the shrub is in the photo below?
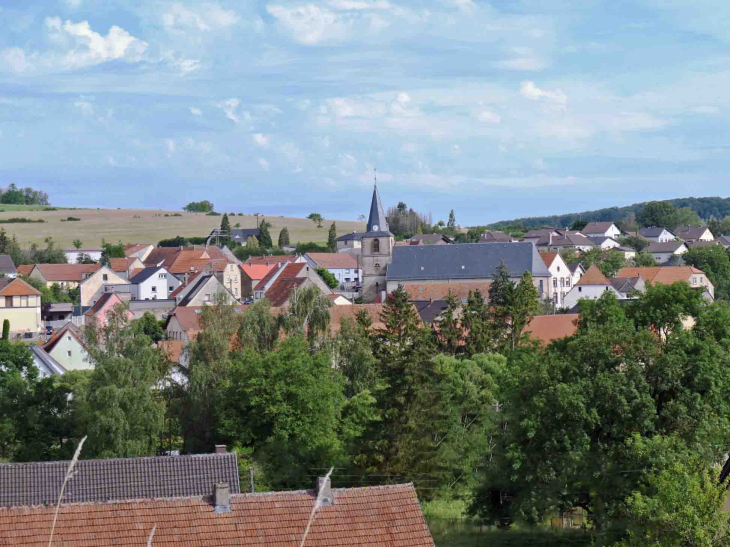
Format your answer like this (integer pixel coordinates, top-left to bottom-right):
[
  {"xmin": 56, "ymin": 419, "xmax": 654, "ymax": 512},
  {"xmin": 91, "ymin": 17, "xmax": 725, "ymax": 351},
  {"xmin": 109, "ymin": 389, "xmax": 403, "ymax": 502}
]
[
  {"xmin": 0, "ymin": 217, "xmax": 45, "ymax": 224},
  {"xmin": 43, "ymin": 207, "xmax": 58, "ymax": 211},
  {"xmin": 206, "ymin": 211, "xmax": 221, "ymax": 216},
  {"xmin": 61, "ymin": 217, "xmax": 80, "ymax": 222}
]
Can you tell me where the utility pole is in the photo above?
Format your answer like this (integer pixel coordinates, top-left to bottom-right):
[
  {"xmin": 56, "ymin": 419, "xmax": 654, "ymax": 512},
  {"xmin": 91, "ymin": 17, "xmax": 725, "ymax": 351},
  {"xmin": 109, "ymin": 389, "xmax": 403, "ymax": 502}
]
[{"xmin": 249, "ymin": 467, "xmax": 255, "ymax": 493}]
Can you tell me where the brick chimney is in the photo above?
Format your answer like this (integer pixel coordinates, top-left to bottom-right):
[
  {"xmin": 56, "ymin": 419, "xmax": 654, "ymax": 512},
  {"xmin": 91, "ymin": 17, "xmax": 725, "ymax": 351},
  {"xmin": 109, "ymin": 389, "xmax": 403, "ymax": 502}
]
[
  {"xmin": 213, "ymin": 482, "xmax": 232, "ymax": 513},
  {"xmin": 214, "ymin": 445, "xmax": 226, "ymax": 455},
  {"xmin": 315, "ymin": 476, "xmax": 334, "ymax": 507}
]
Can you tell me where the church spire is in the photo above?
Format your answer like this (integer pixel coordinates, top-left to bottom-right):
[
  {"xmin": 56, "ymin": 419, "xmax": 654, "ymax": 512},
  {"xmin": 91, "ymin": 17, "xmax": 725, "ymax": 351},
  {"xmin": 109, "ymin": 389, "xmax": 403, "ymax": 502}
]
[{"xmin": 366, "ymin": 179, "xmax": 389, "ymax": 233}]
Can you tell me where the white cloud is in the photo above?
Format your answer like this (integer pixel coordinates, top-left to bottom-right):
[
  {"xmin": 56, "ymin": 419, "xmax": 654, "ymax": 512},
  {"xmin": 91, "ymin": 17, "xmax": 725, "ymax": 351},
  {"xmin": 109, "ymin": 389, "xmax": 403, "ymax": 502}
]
[
  {"xmin": 107, "ymin": 155, "xmax": 117, "ymax": 166},
  {"xmin": 190, "ymin": 107, "xmax": 202, "ymax": 116},
  {"xmin": 217, "ymin": 98, "xmax": 241, "ymax": 123},
  {"xmin": 173, "ymin": 58, "xmax": 200, "ymax": 74},
  {"xmin": 691, "ymin": 105, "xmax": 720, "ymax": 114},
  {"xmin": 74, "ymin": 100, "xmax": 94, "ymax": 116},
  {"xmin": 0, "ymin": 48, "xmax": 33, "ymax": 73},
  {"xmin": 609, "ymin": 112, "xmax": 666, "ymax": 132},
  {"xmin": 61, "ymin": 0, "xmax": 82, "ymax": 9},
  {"xmin": 258, "ymin": 158, "xmax": 270, "ymax": 171},
  {"xmin": 162, "ymin": 3, "xmax": 239, "ymax": 32},
  {"xmin": 252, "ymin": 133, "xmax": 270, "ymax": 147},
  {"xmin": 327, "ymin": 0, "xmax": 392, "ymax": 9},
  {"xmin": 520, "ymin": 81, "xmax": 568, "ymax": 107},
  {"xmin": 496, "ymin": 58, "xmax": 547, "ymax": 71},
  {"xmin": 44, "ymin": 17, "xmax": 148, "ymax": 69},
  {"xmin": 476, "ymin": 110, "xmax": 501, "ymax": 123},
  {"xmin": 447, "ymin": 0, "xmax": 476, "ymax": 12},
  {"xmin": 266, "ymin": 4, "xmax": 351, "ymax": 45}
]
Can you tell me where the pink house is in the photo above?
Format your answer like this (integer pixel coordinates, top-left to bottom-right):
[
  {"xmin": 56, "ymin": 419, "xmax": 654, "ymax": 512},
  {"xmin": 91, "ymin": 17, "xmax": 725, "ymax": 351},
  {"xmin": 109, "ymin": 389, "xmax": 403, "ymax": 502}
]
[{"xmin": 84, "ymin": 293, "xmax": 134, "ymax": 326}]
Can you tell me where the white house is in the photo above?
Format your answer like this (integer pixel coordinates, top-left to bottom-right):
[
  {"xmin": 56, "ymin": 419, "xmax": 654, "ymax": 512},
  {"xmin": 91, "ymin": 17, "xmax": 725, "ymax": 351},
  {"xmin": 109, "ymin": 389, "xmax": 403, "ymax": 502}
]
[
  {"xmin": 129, "ymin": 266, "xmax": 181, "ymax": 300},
  {"xmin": 646, "ymin": 241, "xmax": 688, "ymax": 264},
  {"xmin": 42, "ymin": 323, "xmax": 90, "ymax": 371},
  {"xmin": 29, "ymin": 345, "xmax": 66, "ymax": 377},
  {"xmin": 588, "ymin": 236, "xmax": 621, "ymax": 250},
  {"xmin": 565, "ymin": 262, "xmax": 586, "ymax": 287},
  {"xmin": 64, "ymin": 248, "xmax": 103, "ymax": 264},
  {"xmin": 639, "ymin": 227, "xmax": 676, "ymax": 242},
  {"xmin": 540, "ymin": 252, "xmax": 573, "ymax": 308},
  {"xmin": 562, "ymin": 265, "xmax": 623, "ymax": 310},
  {"xmin": 675, "ymin": 226, "xmax": 714, "ymax": 242},
  {"xmin": 583, "ymin": 222, "xmax": 621, "ymax": 239},
  {"xmin": 304, "ymin": 252, "xmax": 361, "ymax": 288}
]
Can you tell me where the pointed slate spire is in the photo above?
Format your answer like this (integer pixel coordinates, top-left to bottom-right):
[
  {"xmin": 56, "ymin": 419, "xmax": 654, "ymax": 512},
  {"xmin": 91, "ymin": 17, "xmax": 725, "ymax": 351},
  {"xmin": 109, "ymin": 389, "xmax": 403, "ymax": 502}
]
[{"xmin": 366, "ymin": 185, "xmax": 389, "ymax": 233}]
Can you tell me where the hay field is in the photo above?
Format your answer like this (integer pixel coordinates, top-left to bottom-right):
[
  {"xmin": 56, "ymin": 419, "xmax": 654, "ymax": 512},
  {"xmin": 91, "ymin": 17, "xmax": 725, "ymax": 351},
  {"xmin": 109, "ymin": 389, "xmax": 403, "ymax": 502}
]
[{"xmin": 0, "ymin": 208, "xmax": 366, "ymax": 249}]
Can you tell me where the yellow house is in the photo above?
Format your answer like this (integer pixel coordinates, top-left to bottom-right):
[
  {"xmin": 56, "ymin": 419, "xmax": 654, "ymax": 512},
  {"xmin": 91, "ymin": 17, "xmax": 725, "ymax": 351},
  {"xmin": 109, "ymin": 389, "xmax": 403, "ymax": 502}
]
[
  {"xmin": 79, "ymin": 266, "xmax": 130, "ymax": 308},
  {"xmin": 0, "ymin": 278, "xmax": 42, "ymax": 340}
]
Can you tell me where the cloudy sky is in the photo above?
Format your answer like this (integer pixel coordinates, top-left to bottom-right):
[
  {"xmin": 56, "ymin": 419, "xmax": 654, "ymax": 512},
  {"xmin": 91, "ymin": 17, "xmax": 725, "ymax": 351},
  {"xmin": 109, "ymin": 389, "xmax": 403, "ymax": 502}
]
[{"xmin": 1, "ymin": 0, "xmax": 729, "ymax": 225}]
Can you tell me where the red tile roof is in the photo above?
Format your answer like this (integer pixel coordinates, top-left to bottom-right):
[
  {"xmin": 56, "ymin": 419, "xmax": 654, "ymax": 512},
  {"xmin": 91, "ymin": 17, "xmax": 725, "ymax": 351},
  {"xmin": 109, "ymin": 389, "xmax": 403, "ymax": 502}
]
[
  {"xmin": 306, "ymin": 252, "xmax": 358, "ymax": 269},
  {"xmin": 240, "ymin": 263, "xmax": 274, "ymax": 281},
  {"xmin": 109, "ymin": 257, "xmax": 139, "ymax": 272},
  {"xmin": 0, "ymin": 278, "xmax": 41, "ymax": 297},
  {"xmin": 245, "ymin": 255, "xmax": 299, "ymax": 266},
  {"xmin": 576, "ymin": 264, "xmax": 609, "ymax": 286},
  {"xmin": 328, "ymin": 304, "xmax": 387, "ymax": 333},
  {"xmin": 16, "ymin": 265, "xmax": 35, "ymax": 277},
  {"xmin": 0, "ymin": 484, "xmax": 434, "ymax": 547},
  {"xmin": 266, "ymin": 277, "xmax": 308, "ymax": 306},
  {"xmin": 43, "ymin": 323, "xmax": 85, "ymax": 353},
  {"xmin": 254, "ymin": 262, "xmax": 285, "ymax": 291},
  {"xmin": 540, "ymin": 252, "xmax": 558, "ymax": 268},
  {"xmin": 125, "ymin": 243, "xmax": 152, "ymax": 254},
  {"xmin": 617, "ymin": 266, "xmax": 702, "ymax": 285},
  {"xmin": 35, "ymin": 263, "xmax": 101, "ymax": 282},
  {"xmin": 402, "ymin": 282, "xmax": 491, "ymax": 301},
  {"xmin": 169, "ymin": 271, "xmax": 204, "ymax": 298},
  {"xmin": 524, "ymin": 314, "xmax": 579, "ymax": 344},
  {"xmin": 84, "ymin": 293, "xmax": 126, "ymax": 317}
]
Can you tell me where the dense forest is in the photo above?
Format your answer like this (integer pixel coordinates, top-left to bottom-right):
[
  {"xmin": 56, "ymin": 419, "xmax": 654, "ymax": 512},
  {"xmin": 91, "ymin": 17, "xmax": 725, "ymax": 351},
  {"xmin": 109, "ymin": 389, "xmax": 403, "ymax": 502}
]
[
  {"xmin": 0, "ymin": 183, "xmax": 49, "ymax": 206},
  {"xmin": 486, "ymin": 196, "xmax": 730, "ymax": 231}
]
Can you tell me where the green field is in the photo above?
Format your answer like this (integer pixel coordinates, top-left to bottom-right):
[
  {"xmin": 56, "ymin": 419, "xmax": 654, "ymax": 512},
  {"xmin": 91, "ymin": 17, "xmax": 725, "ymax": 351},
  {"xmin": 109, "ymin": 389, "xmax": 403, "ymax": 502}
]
[
  {"xmin": 0, "ymin": 204, "xmax": 73, "ymax": 212},
  {"xmin": 0, "ymin": 207, "xmax": 366, "ymax": 249}
]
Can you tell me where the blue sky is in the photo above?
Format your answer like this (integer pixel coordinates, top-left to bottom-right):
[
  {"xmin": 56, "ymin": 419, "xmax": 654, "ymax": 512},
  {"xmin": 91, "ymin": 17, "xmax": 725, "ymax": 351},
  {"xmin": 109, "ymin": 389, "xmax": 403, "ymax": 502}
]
[{"xmin": 1, "ymin": 0, "xmax": 729, "ymax": 225}]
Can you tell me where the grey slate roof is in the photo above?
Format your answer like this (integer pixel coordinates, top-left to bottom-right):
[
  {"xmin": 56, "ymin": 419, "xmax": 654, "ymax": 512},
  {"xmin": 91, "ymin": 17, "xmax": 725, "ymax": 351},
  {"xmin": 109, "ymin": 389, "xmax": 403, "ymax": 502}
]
[
  {"xmin": 366, "ymin": 186, "xmax": 390, "ymax": 234},
  {"xmin": 646, "ymin": 241, "xmax": 686, "ymax": 253},
  {"xmin": 129, "ymin": 266, "xmax": 164, "ymax": 284},
  {"xmin": 230, "ymin": 228, "xmax": 261, "ymax": 242},
  {"xmin": 675, "ymin": 225, "xmax": 712, "ymax": 240},
  {"xmin": 583, "ymin": 222, "xmax": 616, "ymax": 234},
  {"xmin": 413, "ymin": 299, "xmax": 450, "ymax": 325},
  {"xmin": 29, "ymin": 345, "xmax": 66, "ymax": 376},
  {"xmin": 0, "ymin": 254, "xmax": 16, "ymax": 276},
  {"xmin": 639, "ymin": 227, "xmax": 674, "ymax": 238},
  {"xmin": 337, "ymin": 232, "xmax": 365, "ymax": 242},
  {"xmin": 480, "ymin": 231, "xmax": 516, "ymax": 243},
  {"xmin": 387, "ymin": 242, "xmax": 551, "ymax": 281},
  {"xmin": 0, "ymin": 453, "xmax": 239, "ymax": 507},
  {"xmin": 410, "ymin": 234, "xmax": 452, "ymax": 244}
]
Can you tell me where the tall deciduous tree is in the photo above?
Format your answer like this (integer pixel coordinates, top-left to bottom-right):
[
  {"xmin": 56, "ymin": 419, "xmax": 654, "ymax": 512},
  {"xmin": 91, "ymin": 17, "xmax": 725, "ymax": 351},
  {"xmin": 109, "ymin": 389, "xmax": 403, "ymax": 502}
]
[
  {"xmin": 237, "ymin": 299, "xmax": 279, "ymax": 354},
  {"xmin": 307, "ymin": 213, "xmax": 324, "ymax": 228},
  {"xmin": 84, "ymin": 305, "xmax": 166, "ymax": 458},
  {"xmin": 277, "ymin": 227, "xmax": 290, "ymax": 247},
  {"xmin": 280, "ymin": 286, "xmax": 331, "ymax": 347},
  {"xmin": 683, "ymin": 245, "xmax": 730, "ymax": 300},
  {"xmin": 327, "ymin": 222, "xmax": 337, "ymax": 252}
]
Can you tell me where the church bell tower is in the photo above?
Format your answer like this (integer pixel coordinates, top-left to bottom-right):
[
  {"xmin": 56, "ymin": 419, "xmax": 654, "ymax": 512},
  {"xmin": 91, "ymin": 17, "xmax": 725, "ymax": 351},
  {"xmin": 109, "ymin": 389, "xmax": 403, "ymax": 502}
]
[{"xmin": 361, "ymin": 183, "xmax": 394, "ymax": 303}]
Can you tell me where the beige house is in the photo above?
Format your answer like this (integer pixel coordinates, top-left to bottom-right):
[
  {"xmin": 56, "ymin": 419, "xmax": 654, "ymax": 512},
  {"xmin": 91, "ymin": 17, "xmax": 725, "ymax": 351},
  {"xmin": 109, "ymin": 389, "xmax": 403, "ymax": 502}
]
[
  {"xmin": 28, "ymin": 264, "xmax": 101, "ymax": 288},
  {"xmin": 109, "ymin": 257, "xmax": 145, "ymax": 280},
  {"xmin": 125, "ymin": 243, "xmax": 155, "ymax": 262},
  {"xmin": 0, "ymin": 278, "xmax": 42, "ymax": 340},
  {"xmin": 170, "ymin": 272, "xmax": 237, "ymax": 306},
  {"xmin": 79, "ymin": 266, "xmax": 130, "ymax": 307},
  {"xmin": 42, "ymin": 323, "xmax": 90, "ymax": 371}
]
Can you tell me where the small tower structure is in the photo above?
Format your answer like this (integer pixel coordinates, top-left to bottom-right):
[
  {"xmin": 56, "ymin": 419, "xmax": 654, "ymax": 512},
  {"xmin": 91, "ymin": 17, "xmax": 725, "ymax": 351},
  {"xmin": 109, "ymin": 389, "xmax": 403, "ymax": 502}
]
[{"xmin": 361, "ymin": 179, "xmax": 393, "ymax": 303}]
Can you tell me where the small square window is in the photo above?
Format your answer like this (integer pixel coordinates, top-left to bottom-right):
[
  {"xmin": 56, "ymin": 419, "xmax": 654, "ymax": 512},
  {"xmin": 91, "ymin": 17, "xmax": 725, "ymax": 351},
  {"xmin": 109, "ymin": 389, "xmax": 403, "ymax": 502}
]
[
  {"xmin": 103, "ymin": 274, "xmax": 108, "ymax": 281},
  {"xmin": 67, "ymin": 350, "xmax": 72, "ymax": 357}
]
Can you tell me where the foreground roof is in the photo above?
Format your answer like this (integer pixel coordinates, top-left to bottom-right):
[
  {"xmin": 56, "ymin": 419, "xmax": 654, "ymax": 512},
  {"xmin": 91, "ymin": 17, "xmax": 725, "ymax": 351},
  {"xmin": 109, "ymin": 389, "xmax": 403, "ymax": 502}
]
[
  {"xmin": 576, "ymin": 265, "xmax": 609, "ymax": 286},
  {"xmin": 402, "ymin": 282, "xmax": 491, "ymax": 301},
  {"xmin": 524, "ymin": 314, "xmax": 579, "ymax": 343},
  {"xmin": 34, "ymin": 263, "xmax": 101, "ymax": 282},
  {"xmin": 0, "ymin": 254, "xmax": 16, "ymax": 275},
  {"xmin": 387, "ymin": 242, "xmax": 550, "ymax": 281},
  {"xmin": 305, "ymin": 252, "xmax": 358, "ymax": 269},
  {"xmin": 0, "ymin": 453, "xmax": 239, "ymax": 508},
  {"xmin": 0, "ymin": 277, "xmax": 41, "ymax": 297},
  {"xmin": 0, "ymin": 483, "xmax": 433, "ymax": 547},
  {"xmin": 582, "ymin": 221, "xmax": 616, "ymax": 233},
  {"xmin": 617, "ymin": 266, "xmax": 704, "ymax": 285}
]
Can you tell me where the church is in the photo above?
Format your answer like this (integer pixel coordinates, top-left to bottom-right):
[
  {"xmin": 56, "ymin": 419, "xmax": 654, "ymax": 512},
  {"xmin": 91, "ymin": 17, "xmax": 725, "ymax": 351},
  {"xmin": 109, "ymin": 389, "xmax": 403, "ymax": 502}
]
[{"xmin": 353, "ymin": 185, "xmax": 551, "ymax": 304}]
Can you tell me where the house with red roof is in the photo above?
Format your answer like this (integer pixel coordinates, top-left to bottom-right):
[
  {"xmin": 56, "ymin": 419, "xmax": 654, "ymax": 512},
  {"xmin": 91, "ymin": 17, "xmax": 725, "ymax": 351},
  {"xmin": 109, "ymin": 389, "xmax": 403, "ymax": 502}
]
[
  {"xmin": 42, "ymin": 322, "xmax": 89, "ymax": 371},
  {"xmin": 253, "ymin": 262, "xmax": 333, "ymax": 307},
  {"xmin": 304, "ymin": 252, "xmax": 361, "ymax": 289},
  {"xmin": 0, "ymin": 277, "xmax": 42, "ymax": 340},
  {"xmin": 84, "ymin": 293, "xmax": 134, "ymax": 327}
]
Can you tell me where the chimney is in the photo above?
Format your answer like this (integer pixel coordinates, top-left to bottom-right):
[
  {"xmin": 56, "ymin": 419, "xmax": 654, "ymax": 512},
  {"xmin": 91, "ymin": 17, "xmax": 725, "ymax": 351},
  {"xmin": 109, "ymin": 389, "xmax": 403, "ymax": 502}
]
[
  {"xmin": 315, "ymin": 476, "xmax": 334, "ymax": 507},
  {"xmin": 215, "ymin": 445, "xmax": 226, "ymax": 455},
  {"xmin": 213, "ymin": 482, "xmax": 232, "ymax": 513}
]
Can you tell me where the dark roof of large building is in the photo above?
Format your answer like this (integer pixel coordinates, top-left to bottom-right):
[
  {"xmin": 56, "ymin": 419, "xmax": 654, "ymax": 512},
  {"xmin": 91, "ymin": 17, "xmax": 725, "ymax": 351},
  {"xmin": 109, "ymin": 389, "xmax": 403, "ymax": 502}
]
[
  {"xmin": 646, "ymin": 241, "xmax": 687, "ymax": 253},
  {"xmin": 229, "ymin": 228, "xmax": 261, "ymax": 242},
  {"xmin": 0, "ymin": 254, "xmax": 16, "ymax": 275},
  {"xmin": 366, "ymin": 185, "xmax": 390, "ymax": 234},
  {"xmin": 386, "ymin": 242, "xmax": 550, "ymax": 281},
  {"xmin": 336, "ymin": 232, "xmax": 365, "ymax": 242},
  {"xmin": 409, "ymin": 234, "xmax": 452, "ymax": 244},
  {"xmin": 413, "ymin": 299, "xmax": 450, "ymax": 324},
  {"xmin": 582, "ymin": 222, "xmax": 617, "ymax": 234},
  {"xmin": 480, "ymin": 231, "xmax": 516, "ymax": 243},
  {"xmin": 675, "ymin": 225, "xmax": 712, "ymax": 240},
  {"xmin": 0, "ymin": 483, "xmax": 434, "ymax": 547},
  {"xmin": 0, "ymin": 452, "xmax": 239, "ymax": 508}
]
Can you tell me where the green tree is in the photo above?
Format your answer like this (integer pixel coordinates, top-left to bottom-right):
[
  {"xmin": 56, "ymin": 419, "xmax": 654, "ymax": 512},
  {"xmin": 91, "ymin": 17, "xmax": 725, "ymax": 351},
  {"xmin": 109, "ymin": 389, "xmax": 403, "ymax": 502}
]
[
  {"xmin": 488, "ymin": 261, "xmax": 513, "ymax": 308},
  {"xmin": 83, "ymin": 305, "xmax": 166, "ymax": 458},
  {"xmin": 316, "ymin": 267, "xmax": 339, "ymax": 289},
  {"xmin": 637, "ymin": 201, "xmax": 683, "ymax": 230},
  {"xmin": 237, "ymin": 299, "xmax": 279, "ymax": 354},
  {"xmin": 72, "ymin": 239, "xmax": 83, "ymax": 250},
  {"xmin": 100, "ymin": 240, "xmax": 126, "ymax": 266},
  {"xmin": 507, "ymin": 271, "xmax": 541, "ymax": 350},
  {"xmin": 332, "ymin": 316, "xmax": 380, "ymax": 398},
  {"xmin": 570, "ymin": 219, "xmax": 588, "ymax": 231},
  {"xmin": 437, "ymin": 292, "xmax": 465, "ymax": 355},
  {"xmin": 258, "ymin": 220, "xmax": 273, "ymax": 248},
  {"xmin": 674, "ymin": 206, "xmax": 703, "ymax": 229},
  {"xmin": 132, "ymin": 312, "xmax": 165, "ymax": 343},
  {"xmin": 327, "ymin": 222, "xmax": 337, "ymax": 252},
  {"xmin": 633, "ymin": 252, "xmax": 658, "ymax": 267},
  {"xmin": 183, "ymin": 200, "xmax": 214, "ymax": 213},
  {"xmin": 619, "ymin": 235, "xmax": 650, "ymax": 252},
  {"xmin": 278, "ymin": 227, "xmax": 290, "ymax": 247},
  {"xmin": 461, "ymin": 289, "xmax": 497, "ymax": 356},
  {"xmin": 683, "ymin": 245, "xmax": 730, "ymax": 300},
  {"xmin": 447, "ymin": 209, "xmax": 456, "ymax": 229},
  {"xmin": 307, "ymin": 213, "xmax": 324, "ymax": 228},
  {"xmin": 0, "ymin": 340, "xmax": 38, "ymax": 459},
  {"xmin": 2, "ymin": 320, "xmax": 8, "ymax": 341},
  {"xmin": 31, "ymin": 237, "xmax": 67, "ymax": 264},
  {"xmin": 597, "ymin": 250, "xmax": 627, "ymax": 278},
  {"xmin": 245, "ymin": 235, "xmax": 258, "ymax": 248},
  {"xmin": 220, "ymin": 213, "xmax": 230, "ymax": 244},
  {"xmin": 628, "ymin": 281, "xmax": 706, "ymax": 341},
  {"xmin": 280, "ymin": 286, "xmax": 331, "ymax": 347}
]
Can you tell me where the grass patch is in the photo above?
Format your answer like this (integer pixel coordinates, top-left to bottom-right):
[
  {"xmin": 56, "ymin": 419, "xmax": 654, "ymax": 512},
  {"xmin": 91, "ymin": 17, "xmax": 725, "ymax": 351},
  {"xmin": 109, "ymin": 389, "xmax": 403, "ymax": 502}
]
[
  {"xmin": 0, "ymin": 217, "xmax": 45, "ymax": 224},
  {"xmin": 431, "ymin": 529, "xmax": 595, "ymax": 547},
  {"xmin": 206, "ymin": 211, "xmax": 221, "ymax": 216}
]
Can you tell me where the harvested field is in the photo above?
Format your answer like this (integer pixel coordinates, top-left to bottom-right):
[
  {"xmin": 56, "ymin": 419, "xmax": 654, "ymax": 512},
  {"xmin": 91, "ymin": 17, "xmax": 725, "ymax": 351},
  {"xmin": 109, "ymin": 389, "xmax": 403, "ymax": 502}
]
[{"xmin": 0, "ymin": 208, "xmax": 366, "ymax": 249}]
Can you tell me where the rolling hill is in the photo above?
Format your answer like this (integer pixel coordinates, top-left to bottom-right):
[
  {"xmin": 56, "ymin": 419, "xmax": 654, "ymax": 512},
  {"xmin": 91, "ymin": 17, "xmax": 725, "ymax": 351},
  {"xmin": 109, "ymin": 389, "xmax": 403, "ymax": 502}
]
[
  {"xmin": 486, "ymin": 196, "xmax": 730, "ymax": 230},
  {"xmin": 0, "ymin": 208, "xmax": 365, "ymax": 249}
]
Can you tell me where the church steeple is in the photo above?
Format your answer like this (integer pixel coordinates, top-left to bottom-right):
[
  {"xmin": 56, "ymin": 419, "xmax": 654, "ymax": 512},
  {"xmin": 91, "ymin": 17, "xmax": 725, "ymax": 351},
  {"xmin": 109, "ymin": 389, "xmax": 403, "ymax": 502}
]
[{"xmin": 366, "ymin": 184, "xmax": 389, "ymax": 233}]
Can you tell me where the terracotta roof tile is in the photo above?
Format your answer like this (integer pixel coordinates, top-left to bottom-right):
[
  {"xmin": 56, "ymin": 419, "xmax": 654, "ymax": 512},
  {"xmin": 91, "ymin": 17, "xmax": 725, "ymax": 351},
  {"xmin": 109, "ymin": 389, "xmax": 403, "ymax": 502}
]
[
  {"xmin": 617, "ymin": 266, "xmax": 702, "ymax": 285},
  {"xmin": 0, "ymin": 278, "xmax": 41, "ymax": 297},
  {"xmin": 305, "ymin": 252, "xmax": 358, "ymax": 269},
  {"xmin": 84, "ymin": 293, "xmax": 125, "ymax": 317},
  {"xmin": 16, "ymin": 265, "xmax": 35, "ymax": 277},
  {"xmin": 576, "ymin": 264, "xmax": 609, "ymax": 286},
  {"xmin": 169, "ymin": 271, "xmax": 204, "ymax": 298},
  {"xmin": 125, "ymin": 243, "xmax": 152, "ymax": 254},
  {"xmin": 328, "ymin": 304, "xmax": 387, "ymax": 333},
  {"xmin": 540, "ymin": 252, "xmax": 558, "ymax": 268},
  {"xmin": 524, "ymin": 314, "xmax": 579, "ymax": 344},
  {"xmin": 42, "ymin": 323, "xmax": 85, "ymax": 353},
  {"xmin": 266, "ymin": 277, "xmax": 308, "ymax": 306},
  {"xmin": 0, "ymin": 483, "xmax": 434, "ymax": 547},
  {"xmin": 35, "ymin": 264, "xmax": 101, "ymax": 282},
  {"xmin": 241, "ymin": 263, "xmax": 274, "ymax": 280},
  {"xmin": 245, "ymin": 255, "xmax": 299, "ymax": 266},
  {"xmin": 402, "ymin": 282, "xmax": 491, "ymax": 301},
  {"xmin": 109, "ymin": 257, "xmax": 139, "ymax": 272},
  {"xmin": 143, "ymin": 247, "xmax": 180, "ymax": 268}
]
